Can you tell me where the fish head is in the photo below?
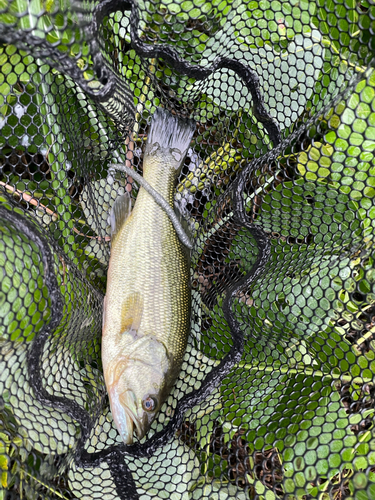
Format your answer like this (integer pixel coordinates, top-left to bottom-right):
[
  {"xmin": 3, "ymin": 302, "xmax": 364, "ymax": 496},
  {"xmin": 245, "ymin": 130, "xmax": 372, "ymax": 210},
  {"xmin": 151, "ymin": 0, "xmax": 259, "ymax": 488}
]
[{"xmin": 106, "ymin": 335, "xmax": 176, "ymax": 445}]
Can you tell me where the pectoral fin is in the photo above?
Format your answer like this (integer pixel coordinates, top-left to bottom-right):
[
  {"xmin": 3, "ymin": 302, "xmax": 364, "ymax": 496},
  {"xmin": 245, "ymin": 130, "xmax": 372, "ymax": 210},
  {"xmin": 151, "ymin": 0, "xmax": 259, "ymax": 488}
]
[
  {"xmin": 110, "ymin": 192, "xmax": 132, "ymax": 240},
  {"xmin": 121, "ymin": 292, "xmax": 144, "ymax": 336}
]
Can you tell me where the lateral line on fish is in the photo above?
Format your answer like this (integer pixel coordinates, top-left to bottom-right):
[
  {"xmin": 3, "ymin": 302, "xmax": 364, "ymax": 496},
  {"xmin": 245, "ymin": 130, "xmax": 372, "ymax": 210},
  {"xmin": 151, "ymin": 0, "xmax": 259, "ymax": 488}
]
[{"xmin": 110, "ymin": 162, "xmax": 193, "ymax": 249}]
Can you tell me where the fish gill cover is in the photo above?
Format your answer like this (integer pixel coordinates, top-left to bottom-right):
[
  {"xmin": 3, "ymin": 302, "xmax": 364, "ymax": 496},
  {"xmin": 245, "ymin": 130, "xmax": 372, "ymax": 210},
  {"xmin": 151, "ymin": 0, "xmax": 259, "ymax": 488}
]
[{"xmin": 0, "ymin": 0, "xmax": 375, "ymax": 499}]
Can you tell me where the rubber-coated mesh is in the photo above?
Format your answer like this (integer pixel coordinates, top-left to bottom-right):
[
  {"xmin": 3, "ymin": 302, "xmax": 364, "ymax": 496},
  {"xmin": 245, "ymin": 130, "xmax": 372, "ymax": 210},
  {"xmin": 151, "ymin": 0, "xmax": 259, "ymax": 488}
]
[{"xmin": 1, "ymin": 0, "xmax": 375, "ymax": 499}]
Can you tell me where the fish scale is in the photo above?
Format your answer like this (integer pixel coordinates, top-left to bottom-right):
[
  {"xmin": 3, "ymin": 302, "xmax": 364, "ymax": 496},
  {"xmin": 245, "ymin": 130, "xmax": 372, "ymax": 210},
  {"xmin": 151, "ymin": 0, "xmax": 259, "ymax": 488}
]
[{"xmin": 102, "ymin": 108, "xmax": 195, "ymax": 445}]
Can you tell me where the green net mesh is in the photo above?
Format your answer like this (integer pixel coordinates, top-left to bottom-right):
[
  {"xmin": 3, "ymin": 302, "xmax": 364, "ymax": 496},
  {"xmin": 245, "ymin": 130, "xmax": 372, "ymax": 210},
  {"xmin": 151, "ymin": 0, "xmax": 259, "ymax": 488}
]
[{"xmin": 1, "ymin": 0, "xmax": 375, "ymax": 499}]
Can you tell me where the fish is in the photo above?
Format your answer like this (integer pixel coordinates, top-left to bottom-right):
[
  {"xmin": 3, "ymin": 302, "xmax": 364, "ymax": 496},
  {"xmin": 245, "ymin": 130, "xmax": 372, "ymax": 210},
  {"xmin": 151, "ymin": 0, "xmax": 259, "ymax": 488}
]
[{"xmin": 102, "ymin": 108, "xmax": 195, "ymax": 445}]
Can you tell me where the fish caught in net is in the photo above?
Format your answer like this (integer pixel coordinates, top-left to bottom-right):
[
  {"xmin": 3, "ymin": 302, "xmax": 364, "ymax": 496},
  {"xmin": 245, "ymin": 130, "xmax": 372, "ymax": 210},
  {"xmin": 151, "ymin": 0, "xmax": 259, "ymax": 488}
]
[{"xmin": 0, "ymin": 0, "xmax": 375, "ymax": 498}]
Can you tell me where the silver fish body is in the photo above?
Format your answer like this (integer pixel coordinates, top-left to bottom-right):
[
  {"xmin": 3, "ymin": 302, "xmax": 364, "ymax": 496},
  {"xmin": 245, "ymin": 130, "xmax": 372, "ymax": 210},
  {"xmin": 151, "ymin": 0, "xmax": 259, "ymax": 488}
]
[{"xmin": 102, "ymin": 109, "xmax": 195, "ymax": 444}]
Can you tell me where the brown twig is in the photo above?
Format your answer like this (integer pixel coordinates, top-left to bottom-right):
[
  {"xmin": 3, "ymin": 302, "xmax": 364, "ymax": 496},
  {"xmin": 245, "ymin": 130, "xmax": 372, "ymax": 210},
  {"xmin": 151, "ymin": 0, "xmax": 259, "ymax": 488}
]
[
  {"xmin": 59, "ymin": 255, "xmax": 66, "ymax": 286},
  {"xmin": 0, "ymin": 180, "xmax": 57, "ymax": 217},
  {"xmin": 72, "ymin": 227, "xmax": 111, "ymax": 242},
  {"xmin": 0, "ymin": 180, "xmax": 111, "ymax": 242}
]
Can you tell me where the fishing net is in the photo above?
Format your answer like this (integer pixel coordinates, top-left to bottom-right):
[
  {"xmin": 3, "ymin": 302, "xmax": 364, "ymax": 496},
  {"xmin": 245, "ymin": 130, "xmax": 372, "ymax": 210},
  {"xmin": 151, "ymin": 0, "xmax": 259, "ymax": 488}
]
[{"xmin": 0, "ymin": 0, "xmax": 375, "ymax": 498}]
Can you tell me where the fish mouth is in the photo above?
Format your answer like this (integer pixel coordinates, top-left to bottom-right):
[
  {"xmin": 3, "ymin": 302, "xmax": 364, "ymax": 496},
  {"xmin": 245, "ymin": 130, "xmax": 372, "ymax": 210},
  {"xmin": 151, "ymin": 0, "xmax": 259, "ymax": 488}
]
[{"xmin": 117, "ymin": 390, "xmax": 147, "ymax": 444}]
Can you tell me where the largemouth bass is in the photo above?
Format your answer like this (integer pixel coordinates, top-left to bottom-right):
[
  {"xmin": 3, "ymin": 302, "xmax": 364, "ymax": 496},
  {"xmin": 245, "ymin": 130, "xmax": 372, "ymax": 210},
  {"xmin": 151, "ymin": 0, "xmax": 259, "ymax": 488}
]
[{"xmin": 102, "ymin": 108, "xmax": 195, "ymax": 445}]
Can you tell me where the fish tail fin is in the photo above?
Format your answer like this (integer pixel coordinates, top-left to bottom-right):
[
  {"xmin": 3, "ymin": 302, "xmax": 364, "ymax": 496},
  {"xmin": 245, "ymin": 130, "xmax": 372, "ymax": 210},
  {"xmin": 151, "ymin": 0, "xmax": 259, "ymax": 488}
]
[{"xmin": 146, "ymin": 108, "xmax": 195, "ymax": 160}]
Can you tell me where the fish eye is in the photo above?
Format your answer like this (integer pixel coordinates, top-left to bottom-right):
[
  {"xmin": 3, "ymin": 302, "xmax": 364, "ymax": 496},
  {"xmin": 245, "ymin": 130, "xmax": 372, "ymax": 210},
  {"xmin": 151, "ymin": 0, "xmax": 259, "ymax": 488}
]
[{"xmin": 142, "ymin": 396, "xmax": 157, "ymax": 412}]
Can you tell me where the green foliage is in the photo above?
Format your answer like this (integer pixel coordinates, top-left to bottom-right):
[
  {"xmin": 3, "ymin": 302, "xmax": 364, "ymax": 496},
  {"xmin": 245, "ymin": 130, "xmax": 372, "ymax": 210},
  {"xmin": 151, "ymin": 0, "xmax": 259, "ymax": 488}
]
[
  {"xmin": 0, "ymin": 213, "xmax": 50, "ymax": 343},
  {"xmin": 192, "ymin": 64, "xmax": 375, "ymax": 497},
  {"xmin": 0, "ymin": 45, "xmax": 134, "ymax": 291}
]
